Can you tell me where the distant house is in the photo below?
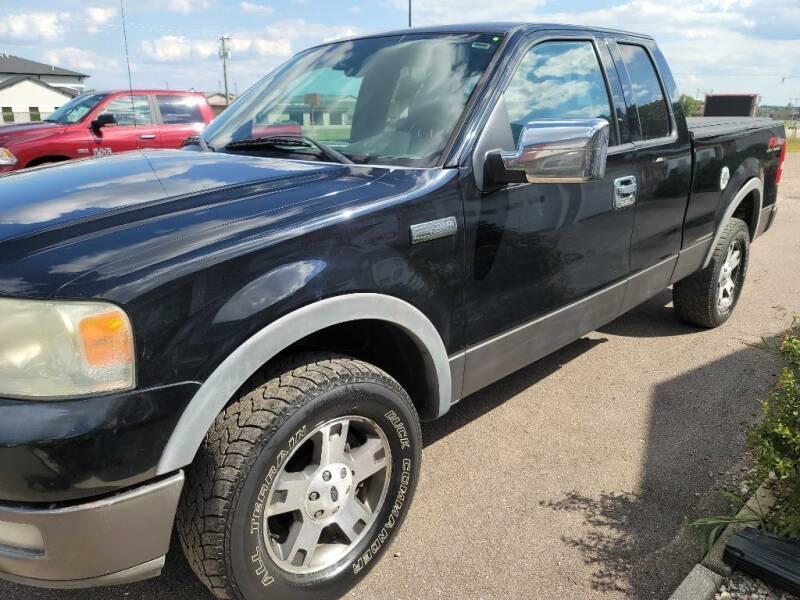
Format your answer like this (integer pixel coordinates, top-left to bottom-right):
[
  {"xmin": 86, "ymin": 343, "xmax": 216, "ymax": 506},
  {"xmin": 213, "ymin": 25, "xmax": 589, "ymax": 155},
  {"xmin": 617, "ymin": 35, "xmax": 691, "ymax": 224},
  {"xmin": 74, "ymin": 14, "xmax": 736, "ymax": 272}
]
[
  {"xmin": 204, "ymin": 93, "xmax": 358, "ymax": 130},
  {"xmin": 760, "ymin": 107, "xmax": 798, "ymax": 121},
  {"xmin": 0, "ymin": 54, "xmax": 88, "ymax": 92},
  {"xmin": 0, "ymin": 54, "xmax": 88, "ymax": 124},
  {"xmin": 274, "ymin": 95, "xmax": 358, "ymax": 129},
  {"xmin": 206, "ymin": 93, "xmax": 236, "ymax": 117}
]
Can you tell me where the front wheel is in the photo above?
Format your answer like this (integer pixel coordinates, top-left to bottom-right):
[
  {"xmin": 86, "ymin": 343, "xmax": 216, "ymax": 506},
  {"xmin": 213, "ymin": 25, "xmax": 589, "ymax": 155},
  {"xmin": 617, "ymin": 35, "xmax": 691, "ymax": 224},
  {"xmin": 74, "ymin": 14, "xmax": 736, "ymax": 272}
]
[
  {"xmin": 673, "ymin": 217, "xmax": 750, "ymax": 328},
  {"xmin": 177, "ymin": 353, "xmax": 422, "ymax": 600}
]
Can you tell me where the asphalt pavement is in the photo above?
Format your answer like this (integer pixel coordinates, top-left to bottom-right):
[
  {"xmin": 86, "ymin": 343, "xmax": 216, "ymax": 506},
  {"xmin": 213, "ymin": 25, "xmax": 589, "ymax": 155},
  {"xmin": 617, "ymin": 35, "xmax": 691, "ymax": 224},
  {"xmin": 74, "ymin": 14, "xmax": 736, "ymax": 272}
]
[{"xmin": 3, "ymin": 155, "xmax": 799, "ymax": 600}]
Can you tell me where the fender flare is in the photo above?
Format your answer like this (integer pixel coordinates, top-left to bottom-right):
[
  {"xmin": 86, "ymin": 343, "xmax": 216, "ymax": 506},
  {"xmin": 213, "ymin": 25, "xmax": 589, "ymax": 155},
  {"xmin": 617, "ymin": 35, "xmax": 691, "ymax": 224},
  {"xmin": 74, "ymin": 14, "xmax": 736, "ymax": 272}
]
[
  {"xmin": 157, "ymin": 293, "xmax": 451, "ymax": 475},
  {"xmin": 702, "ymin": 177, "xmax": 763, "ymax": 269}
]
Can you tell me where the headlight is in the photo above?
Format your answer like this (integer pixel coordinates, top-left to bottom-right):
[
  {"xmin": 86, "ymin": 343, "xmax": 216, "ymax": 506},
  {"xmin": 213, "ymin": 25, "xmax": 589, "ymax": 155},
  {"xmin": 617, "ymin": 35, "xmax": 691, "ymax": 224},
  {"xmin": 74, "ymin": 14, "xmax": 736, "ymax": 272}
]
[
  {"xmin": 0, "ymin": 148, "xmax": 17, "ymax": 166},
  {"xmin": 0, "ymin": 299, "xmax": 135, "ymax": 399}
]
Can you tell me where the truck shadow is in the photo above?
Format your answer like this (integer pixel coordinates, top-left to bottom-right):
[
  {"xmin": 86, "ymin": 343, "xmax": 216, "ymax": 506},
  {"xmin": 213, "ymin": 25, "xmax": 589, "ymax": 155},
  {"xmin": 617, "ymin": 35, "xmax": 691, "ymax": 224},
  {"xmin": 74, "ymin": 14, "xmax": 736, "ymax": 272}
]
[
  {"xmin": 423, "ymin": 289, "xmax": 696, "ymax": 448},
  {"xmin": 537, "ymin": 334, "xmax": 782, "ymax": 598},
  {"xmin": 597, "ymin": 288, "xmax": 700, "ymax": 338},
  {"xmin": 422, "ymin": 334, "xmax": 608, "ymax": 448}
]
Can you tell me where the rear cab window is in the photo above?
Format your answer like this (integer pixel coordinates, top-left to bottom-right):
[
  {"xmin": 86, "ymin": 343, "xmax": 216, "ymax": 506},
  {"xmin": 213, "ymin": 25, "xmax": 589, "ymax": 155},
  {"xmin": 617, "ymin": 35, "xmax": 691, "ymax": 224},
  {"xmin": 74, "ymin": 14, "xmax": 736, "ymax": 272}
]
[
  {"xmin": 102, "ymin": 95, "xmax": 153, "ymax": 126},
  {"xmin": 617, "ymin": 43, "xmax": 671, "ymax": 141},
  {"xmin": 156, "ymin": 95, "xmax": 205, "ymax": 125}
]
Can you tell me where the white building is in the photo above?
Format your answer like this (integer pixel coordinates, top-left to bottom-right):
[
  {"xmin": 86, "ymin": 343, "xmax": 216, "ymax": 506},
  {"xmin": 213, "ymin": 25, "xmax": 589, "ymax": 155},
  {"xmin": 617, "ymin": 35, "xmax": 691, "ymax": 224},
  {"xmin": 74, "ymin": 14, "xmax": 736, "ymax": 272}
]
[{"xmin": 0, "ymin": 54, "xmax": 88, "ymax": 124}]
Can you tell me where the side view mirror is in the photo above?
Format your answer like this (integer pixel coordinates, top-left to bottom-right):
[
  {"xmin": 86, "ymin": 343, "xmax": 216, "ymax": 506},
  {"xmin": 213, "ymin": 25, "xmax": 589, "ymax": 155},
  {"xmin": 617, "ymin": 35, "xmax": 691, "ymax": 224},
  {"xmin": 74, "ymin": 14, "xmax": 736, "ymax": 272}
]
[
  {"xmin": 91, "ymin": 113, "xmax": 118, "ymax": 130},
  {"xmin": 486, "ymin": 118, "xmax": 609, "ymax": 185}
]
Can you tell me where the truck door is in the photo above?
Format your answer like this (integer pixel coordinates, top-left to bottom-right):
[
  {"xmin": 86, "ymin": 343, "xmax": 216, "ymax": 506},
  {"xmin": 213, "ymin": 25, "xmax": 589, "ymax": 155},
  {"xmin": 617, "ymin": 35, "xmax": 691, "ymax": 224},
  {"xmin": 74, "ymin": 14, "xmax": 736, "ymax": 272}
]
[
  {"xmin": 89, "ymin": 94, "xmax": 161, "ymax": 157},
  {"xmin": 607, "ymin": 38, "xmax": 693, "ymax": 273},
  {"xmin": 461, "ymin": 36, "xmax": 637, "ymax": 396}
]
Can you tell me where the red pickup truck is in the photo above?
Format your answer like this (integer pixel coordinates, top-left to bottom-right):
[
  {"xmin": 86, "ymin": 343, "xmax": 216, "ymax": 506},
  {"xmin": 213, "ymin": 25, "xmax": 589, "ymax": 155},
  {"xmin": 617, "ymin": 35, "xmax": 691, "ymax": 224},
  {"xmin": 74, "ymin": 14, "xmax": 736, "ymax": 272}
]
[{"xmin": 0, "ymin": 90, "xmax": 213, "ymax": 174}]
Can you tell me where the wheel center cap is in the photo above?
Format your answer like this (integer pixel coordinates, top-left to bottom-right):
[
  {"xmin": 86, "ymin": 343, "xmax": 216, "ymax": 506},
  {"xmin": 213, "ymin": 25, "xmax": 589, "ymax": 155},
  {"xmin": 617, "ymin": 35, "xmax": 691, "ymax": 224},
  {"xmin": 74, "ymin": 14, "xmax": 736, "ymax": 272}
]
[{"xmin": 304, "ymin": 463, "xmax": 353, "ymax": 521}]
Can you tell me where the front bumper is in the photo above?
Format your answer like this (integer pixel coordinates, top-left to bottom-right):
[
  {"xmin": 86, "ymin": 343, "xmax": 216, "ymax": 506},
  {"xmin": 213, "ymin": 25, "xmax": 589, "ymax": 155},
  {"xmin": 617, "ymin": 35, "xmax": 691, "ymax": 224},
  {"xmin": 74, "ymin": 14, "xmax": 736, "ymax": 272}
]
[
  {"xmin": 0, "ymin": 382, "xmax": 198, "ymax": 503},
  {"xmin": 0, "ymin": 472, "xmax": 183, "ymax": 588}
]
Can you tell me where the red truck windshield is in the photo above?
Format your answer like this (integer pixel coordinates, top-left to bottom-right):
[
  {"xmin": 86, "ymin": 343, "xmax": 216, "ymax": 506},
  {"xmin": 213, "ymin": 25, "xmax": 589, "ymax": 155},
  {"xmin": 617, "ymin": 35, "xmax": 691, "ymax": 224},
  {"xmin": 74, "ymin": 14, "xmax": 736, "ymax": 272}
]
[{"xmin": 44, "ymin": 93, "xmax": 110, "ymax": 124}]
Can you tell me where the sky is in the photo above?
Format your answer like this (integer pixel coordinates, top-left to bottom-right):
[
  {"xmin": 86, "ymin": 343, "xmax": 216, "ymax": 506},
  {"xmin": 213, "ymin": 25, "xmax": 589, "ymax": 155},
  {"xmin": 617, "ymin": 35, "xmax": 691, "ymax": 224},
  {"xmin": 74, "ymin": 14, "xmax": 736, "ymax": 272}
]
[{"xmin": 0, "ymin": 0, "xmax": 798, "ymax": 105}]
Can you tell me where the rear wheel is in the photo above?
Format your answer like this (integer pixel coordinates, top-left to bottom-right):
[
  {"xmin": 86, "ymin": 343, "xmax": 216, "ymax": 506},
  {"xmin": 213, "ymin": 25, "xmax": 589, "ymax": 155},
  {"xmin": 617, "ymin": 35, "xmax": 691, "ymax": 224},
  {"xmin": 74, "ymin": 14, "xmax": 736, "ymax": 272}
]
[
  {"xmin": 177, "ymin": 353, "xmax": 422, "ymax": 600},
  {"xmin": 673, "ymin": 217, "xmax": 750, "ymax": 328}
]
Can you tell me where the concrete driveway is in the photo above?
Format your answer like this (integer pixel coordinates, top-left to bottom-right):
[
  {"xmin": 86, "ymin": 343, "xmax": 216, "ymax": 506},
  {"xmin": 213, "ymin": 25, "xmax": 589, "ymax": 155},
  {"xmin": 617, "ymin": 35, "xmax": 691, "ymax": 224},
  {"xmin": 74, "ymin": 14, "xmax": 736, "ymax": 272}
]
[{"xmin": 3, "ymin": 155, "xmax": 799, "ymax": 600}]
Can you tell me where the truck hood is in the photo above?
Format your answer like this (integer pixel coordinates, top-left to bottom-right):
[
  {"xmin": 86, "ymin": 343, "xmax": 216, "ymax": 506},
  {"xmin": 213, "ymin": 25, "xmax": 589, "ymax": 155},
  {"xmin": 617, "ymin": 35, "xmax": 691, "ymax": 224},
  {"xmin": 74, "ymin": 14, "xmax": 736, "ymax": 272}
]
[
  {"xmin": 0, "ymin": 149, "xmax": 392, "ymax": 297},
  {"xmin": 0, "ymin": 121, "xmax": 65, "ymax": 144}
]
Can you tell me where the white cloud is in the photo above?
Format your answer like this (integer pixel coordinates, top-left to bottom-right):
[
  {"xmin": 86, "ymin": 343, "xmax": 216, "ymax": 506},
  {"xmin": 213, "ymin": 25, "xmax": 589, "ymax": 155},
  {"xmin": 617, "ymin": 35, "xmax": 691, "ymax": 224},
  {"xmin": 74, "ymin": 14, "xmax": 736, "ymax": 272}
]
[
  {"xmin": 387, "ymin": 0, "xmax": 548, "ymax": 24},
  {"xmin": 165, "ymin": 0, "xmax": 211, "ymax": 13},
  {"xmin": 264, "ymin": 19, "xmax": 362, "ymax": 43},
  {"xmin": 534, "ymin": 46, "xmax": 599, "ymax": 78},
  {"xmin": 140, "ymin": 33, "xmax": 291, "ymax": 63},
  {"xmin": 0, "ymin": 12, "xmax": 68, "ymax": 42},
  {"xmin": 46, "ymin": 47, "xmax": 98, "ymax": 70},
  {"xmin": 44, "ymin": 47, "xmax": 120, "ymax": 73},
  {"xmin": 141, "ymin": 35, "xmax": 205, "ymax": 62},
  {"xmin": 230, "ymin": 36, "xmax": 292, "ymax": 57},
  {"xmin": 240, "ymin": 2, "xmax": 274, "ymax": 15},
  {"xmin": 85, "ymin": 6, "xmax": 116, "ymax": 34}
]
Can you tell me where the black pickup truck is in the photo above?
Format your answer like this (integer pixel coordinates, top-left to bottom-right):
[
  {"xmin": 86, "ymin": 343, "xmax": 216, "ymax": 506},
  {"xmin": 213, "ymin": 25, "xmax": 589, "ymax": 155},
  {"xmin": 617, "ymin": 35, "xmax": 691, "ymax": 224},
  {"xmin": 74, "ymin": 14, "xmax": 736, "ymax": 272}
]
[{"xmin": 0, "ymin": 23, "xmax": 787, "ymax": 600}]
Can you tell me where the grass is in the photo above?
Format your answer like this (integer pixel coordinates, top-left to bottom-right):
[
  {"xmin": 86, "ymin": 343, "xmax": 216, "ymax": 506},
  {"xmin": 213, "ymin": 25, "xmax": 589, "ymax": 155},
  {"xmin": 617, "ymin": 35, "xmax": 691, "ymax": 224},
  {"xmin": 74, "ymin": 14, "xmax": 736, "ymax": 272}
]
[
  {"xmin": 303, "ymin": 125, "xmax": 352, "ymax": 142},
  {"xmin": 749, "ymin": 321, "xmax": 800, "ymax": 537},
  {"xmin": 693, "ymin": 321, "xmax": 800, "ymax": 547},
  {"xmin": 787, "ymin": 137, "xmax": 800, "ymax": 153}
]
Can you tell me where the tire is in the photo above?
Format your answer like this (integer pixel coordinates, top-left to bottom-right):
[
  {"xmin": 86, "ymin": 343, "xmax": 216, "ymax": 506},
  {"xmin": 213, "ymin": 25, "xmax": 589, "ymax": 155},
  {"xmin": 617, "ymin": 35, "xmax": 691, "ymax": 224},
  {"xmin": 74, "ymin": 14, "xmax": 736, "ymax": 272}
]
[
  {"xmin": 673, "ymin": 217, "xmax": 750, "ymax": 328},
  {"xmin": 177, "ymin": 353, "xmax": 422, "ymax": 600}
]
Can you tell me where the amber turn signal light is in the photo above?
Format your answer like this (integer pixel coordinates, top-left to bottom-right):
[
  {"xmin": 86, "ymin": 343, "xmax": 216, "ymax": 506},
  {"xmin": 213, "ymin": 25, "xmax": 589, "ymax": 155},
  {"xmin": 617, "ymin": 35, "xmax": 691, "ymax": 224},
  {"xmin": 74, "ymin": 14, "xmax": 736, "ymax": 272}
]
[{"xmin": 79, "ymin": 311, "xmax": 133, "ymax": 368}]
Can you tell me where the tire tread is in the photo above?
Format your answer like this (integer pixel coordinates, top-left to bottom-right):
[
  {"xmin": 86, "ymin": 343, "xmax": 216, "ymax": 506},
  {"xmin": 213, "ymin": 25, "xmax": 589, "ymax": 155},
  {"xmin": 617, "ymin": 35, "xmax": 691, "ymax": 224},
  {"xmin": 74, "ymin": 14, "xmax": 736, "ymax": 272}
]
[
  {"xmin": 176, "ymin": 353, "xmax": 418, "ymax": 600},
  {"xmin": 673, "ymin": 217, "xmax": 749, "ymax": 328}
]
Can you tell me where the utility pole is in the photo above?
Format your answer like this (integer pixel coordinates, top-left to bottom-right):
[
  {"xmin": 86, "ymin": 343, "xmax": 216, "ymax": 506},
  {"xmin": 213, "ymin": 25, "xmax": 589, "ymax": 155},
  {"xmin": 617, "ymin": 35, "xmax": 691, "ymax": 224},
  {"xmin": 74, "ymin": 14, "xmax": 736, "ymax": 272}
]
[
  {"xmin": 219, "ymin": 35, "xmax": 232, "ymax": 106},
  {"xmin": 408, "ymin": 0, "xmax": 412, "ymax": 27}
]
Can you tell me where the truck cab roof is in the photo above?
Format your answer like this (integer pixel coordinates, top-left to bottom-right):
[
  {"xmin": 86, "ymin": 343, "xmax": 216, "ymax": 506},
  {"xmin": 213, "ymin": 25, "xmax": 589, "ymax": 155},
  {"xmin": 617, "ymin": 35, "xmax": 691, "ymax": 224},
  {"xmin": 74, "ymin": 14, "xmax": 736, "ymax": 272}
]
[
  {"xmin": 308, "ymin": 22, "xmax": 654, "ymax": 50},
  {"xmin": 90, "ymin": 89, "xmax": 206, "ymax": 96}
]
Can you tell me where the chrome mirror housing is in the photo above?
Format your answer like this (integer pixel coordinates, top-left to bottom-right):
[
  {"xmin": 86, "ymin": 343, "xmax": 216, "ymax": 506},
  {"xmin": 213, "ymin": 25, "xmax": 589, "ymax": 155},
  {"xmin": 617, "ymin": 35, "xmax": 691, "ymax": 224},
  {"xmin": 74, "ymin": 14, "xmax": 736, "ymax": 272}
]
[{"xmin": 500, "ymin": 118, "xmax": 610, "ymax": 183}]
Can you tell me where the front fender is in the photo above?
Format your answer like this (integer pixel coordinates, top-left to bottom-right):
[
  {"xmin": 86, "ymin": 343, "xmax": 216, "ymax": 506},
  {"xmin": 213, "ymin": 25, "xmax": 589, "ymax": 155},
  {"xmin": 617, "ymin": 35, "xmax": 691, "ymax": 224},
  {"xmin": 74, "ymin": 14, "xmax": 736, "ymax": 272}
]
[{"xmin": 157, "ymin": 293, "xmax": 452, "ymax": 475}]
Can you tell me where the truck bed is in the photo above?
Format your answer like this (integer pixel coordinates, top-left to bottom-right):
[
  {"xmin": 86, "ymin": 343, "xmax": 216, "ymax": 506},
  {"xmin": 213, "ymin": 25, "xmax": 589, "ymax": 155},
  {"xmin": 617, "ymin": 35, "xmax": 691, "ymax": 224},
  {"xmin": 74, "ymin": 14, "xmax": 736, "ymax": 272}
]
[
  {"xmin": 687, "ymin": 116, "xmax": 781, "ymax": 140},
  {"xmin": 684, "ymin": 115, "xmax": 784, "ymax": 253}
]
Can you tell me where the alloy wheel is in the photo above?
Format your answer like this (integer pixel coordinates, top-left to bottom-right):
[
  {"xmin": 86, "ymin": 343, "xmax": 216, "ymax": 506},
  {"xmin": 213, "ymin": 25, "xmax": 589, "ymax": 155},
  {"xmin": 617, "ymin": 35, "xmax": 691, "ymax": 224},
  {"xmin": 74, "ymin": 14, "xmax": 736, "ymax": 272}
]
[
  {"xmin": 717, "ymin": 240, "xmax": 743, "ymax": 312},
  {"xmin": 263, "ymin": 416, "xmax": 392, "ymax": 574}
]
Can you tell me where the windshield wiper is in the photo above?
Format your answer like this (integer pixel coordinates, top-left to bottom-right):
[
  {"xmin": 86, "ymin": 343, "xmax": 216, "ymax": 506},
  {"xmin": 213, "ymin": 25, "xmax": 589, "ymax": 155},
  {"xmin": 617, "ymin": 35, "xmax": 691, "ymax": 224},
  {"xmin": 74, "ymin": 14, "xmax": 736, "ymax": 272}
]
[
  {"xmin": 223, "ymin": 135, "xmax": 353, "ymax": 165},
  {"xmin": 181, "ymin": 135, "xmax": 214, "ymax": 152}
]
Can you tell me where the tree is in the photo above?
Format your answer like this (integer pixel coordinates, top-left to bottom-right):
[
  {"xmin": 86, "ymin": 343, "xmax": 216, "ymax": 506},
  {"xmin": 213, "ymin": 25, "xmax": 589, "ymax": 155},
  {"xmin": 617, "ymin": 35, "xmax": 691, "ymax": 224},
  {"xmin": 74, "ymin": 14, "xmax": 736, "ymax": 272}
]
[{"xmin": 680, "ymin": 94, "xmax": 702, "ymax": 117}]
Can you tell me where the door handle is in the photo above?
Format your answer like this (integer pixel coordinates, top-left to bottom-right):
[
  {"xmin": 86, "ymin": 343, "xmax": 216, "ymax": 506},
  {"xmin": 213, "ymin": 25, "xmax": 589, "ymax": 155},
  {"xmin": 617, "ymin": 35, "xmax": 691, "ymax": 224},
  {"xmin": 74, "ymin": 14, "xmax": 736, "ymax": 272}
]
[
  {"xmin": 139, "ymin": 134, "xmax": 156, "ymax": 140},
  {"xmin": 613, "ymin": 176, "xmax": 637, "ymax": 209}
]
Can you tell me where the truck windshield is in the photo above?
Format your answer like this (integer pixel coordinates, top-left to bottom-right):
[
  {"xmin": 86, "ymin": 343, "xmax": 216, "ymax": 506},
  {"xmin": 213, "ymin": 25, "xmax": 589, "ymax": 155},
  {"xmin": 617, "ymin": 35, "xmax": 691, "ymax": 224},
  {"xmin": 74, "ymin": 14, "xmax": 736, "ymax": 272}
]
[
  {"xmin": 203, "ymin": 33, "xmax": 503, "ymax": 167},
  {"xmin": 45, "ymin": 93, "xmax": 109, "ymax": 124}
]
